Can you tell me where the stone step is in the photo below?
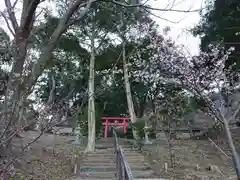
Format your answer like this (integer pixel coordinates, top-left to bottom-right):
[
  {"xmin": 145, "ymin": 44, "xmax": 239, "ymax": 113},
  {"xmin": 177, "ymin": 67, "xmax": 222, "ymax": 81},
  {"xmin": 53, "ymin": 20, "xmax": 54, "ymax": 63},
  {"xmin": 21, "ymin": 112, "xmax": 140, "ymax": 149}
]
[
  {"xmin": 82, "ymin": 158, "xmax": 115, "ymax": 162},
  {"xmin": 131, "ymin": 170, "xmax": 156, "ymax": 178},
  {"xmin": 97, "ymin": 137, "xmax": 129, "ymax": 141},
  {"xmin": 96, "ymin": 140, "xmax": 131, "ymax": 143},
  {"xmin": 125, "ymin": 156, "xmax": 145, "ymax": 161},
  {"xmin": 95, "ymin": 145, "xmax": 114, "ymax": 149},
  {"xmin": 122, "ymin": 151, "xmax": 143, "ymax": 155},
  {"xmin": 79, "ymin": 167, "xmax": 116, "ymax": 172},
  {"xmin": 80, "ymin": 161, "xmax": 149, "ymax": 169},
  {"xmin": 77, "ymin": 171, "xmax": 116, "ymax": 178},
  {"xmin": 85, "ymin": 153, "xmax": 144, "ymax": 159},
  {"xmin": 96, "ymin": 142, "xmax": 131, "ymax": 146},
  {"xmin": 94, "ymin": 149, "xmax": 115, "ymax": 153},
  {"xmin": 71, "ymin": 178, "xmax": 166, "ymax": 180},
  {"xmin": 85, "ymin": 152, "xmax": 114, "ymax": 155},
  {"xmin": 85, "ymin": 152, "xmax": 115, "ymax": 156},
  {"xmin": 96, "ymin": 144, "xmax": 133, "ymax": 148},
  {"xmin": 126, "ymin": 159, "xmax": 146, "ymax": 164},
  {"xmin": 123, "ymin": 152, "xmax": 144, "ymax": 156},
  {"xmin": 94, "ymin": 148, "xmax": 134, "ymax": 153},
  {"xmin": 80, "ymin": 162, "xmax": 116, "ymax": 166},
  {"xmin": 74, "ymin": 170, "xmax": 155, "ymax": 178},
  {"xmin": 135, "ymin": 178, "xmax": 169, "ymax": 180},
  {"xmin": 71, "ymin": 138, "xmax": 161, "ymax": 180},
  {"xmin": 95, "ymin": 144, "xmax": 133, "ymax": 148},
  {"xmin": 79, "ymin": 165, "xmax": 151, "ymax": 171},
  {"xmin": 82, "ymin": 158, "xmax": 145, "ymax": 165},
  {"xmin": 83, "ymin": 156, "xmax": 144, "ymax": 162},
  {"xmin": 96, "ymin": 147, "xmax": 133, "ymax": 150},
  {"xmin": 70, "ymin": 178, "xmax": 112, "ymax": 180},
  {"xmin": 82, "ymin": 155, "xmax": 114, "ymax": 159}
]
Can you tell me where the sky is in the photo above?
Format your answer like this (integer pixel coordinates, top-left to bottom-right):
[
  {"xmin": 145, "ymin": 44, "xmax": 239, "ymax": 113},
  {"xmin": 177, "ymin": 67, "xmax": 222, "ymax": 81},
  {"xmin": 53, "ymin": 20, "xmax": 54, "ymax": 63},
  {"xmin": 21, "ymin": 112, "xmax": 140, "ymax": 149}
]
[
  {"xmin": 147, "ymin": 0, "xmax": 204, "ymax": 55},
  {"xmin": 0, "ymin": 0, "xmax": 204, "ymax": 109},
  {"xmin": 0, "ymin": 0, "xmax": 203, "ymax": 55}
]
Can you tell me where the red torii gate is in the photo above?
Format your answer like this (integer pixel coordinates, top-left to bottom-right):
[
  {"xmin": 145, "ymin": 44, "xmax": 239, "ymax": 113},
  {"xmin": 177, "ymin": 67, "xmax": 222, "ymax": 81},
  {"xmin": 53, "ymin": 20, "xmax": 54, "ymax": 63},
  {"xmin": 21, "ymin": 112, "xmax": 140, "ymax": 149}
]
[{"xmin": 102, "ymin": 117, "xmax": 130, "ymax": 138}]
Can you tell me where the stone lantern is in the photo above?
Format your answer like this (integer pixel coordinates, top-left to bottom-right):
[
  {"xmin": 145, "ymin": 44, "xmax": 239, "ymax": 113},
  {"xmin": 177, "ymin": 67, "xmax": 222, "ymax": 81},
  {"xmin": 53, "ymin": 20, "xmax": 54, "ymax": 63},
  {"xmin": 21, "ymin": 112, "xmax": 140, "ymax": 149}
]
[
  {"xmin": 73, "ymin": 125, "xmax": 82, "ymax": 145},
  {"xmin": 143, "ymin": 122, "xmax": 152, "ymax": 144}
]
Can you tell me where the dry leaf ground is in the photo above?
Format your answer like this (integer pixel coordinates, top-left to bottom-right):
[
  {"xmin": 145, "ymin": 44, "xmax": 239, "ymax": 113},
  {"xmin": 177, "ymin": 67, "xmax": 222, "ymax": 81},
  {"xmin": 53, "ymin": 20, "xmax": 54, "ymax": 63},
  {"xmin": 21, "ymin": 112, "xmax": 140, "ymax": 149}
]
[
  {"xmin": 11, "ymin": 131, "xmax": 87, "ymax": 180},
  {"xmin": 142, "ymin": 139, "xmax": 236, "ymax": 180}
]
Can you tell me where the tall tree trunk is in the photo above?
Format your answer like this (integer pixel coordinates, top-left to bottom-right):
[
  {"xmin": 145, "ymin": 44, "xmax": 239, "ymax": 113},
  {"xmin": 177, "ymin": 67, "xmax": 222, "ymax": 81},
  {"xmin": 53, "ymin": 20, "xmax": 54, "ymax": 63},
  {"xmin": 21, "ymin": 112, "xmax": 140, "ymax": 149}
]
[
  {"xmin": 223, "ymin": 117, "xmax": 240, "ymax": 179},
  {"xmin": 167, "ymin": 121, "xmax": 174, "ymax": 168},
  {"xmin": 122, "ymin": 40, "xmax": 138, "ymax": 140},
  {"xmin": 86, "ymin": 20, "xmax": 96, "ymax": 152},
  {"xmin": 0, "ymin": 0, "xmax": 95, "ymax": 177}
]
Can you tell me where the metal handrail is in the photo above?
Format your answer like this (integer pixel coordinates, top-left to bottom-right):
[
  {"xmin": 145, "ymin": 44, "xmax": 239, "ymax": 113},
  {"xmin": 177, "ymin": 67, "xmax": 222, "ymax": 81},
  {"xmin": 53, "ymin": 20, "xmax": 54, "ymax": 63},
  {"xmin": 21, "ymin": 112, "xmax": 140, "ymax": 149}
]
[{"xmin": 112, "ymin": 128, "xmax": 134, "ymax": 180}]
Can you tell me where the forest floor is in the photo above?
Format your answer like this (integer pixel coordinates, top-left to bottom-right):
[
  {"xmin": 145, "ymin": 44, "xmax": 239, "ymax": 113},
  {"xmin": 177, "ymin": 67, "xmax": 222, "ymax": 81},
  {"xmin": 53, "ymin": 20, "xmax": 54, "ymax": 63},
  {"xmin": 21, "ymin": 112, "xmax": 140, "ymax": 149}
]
[
  {"xmin": 11, "ymin": 131, "xmax": 87, "ymax": 180},
  {"xmin": 142, "ymin": 138, "xmax": 237, "ymax": 180},
  {"xmin": 10, "ymin": 131, "xmax": 240, "ymax": 180}
]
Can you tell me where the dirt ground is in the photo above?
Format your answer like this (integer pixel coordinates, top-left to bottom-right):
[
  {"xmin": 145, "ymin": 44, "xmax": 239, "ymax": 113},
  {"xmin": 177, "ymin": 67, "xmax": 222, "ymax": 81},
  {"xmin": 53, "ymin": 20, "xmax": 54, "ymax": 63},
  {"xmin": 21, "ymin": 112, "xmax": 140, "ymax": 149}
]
[
  {"xmin": 11, "ymin": 131, "xmax": 86, "ymax": 180},
  {"xmin": 9, "ymin": 131, "xmax": 239, "ymax": 180},
  {"xmin": 142, "ymin": 139, "xmax": 237, "ymax": 180}
]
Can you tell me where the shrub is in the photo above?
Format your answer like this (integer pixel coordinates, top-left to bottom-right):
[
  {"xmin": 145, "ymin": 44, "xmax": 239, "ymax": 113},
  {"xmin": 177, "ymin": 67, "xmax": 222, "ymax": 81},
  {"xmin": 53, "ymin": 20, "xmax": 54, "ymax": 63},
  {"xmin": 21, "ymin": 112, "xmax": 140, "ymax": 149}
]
[
  {"xmin": 77, "ymin": 104, "xmax": 103, "ymax": 136},
  {"xmin": 125, "ymin": 125, "xmax": 134, "ymax": 139},
  {"xmin": 132, "ymin": 119, "xmax": 146, "ymax": 139},
  {"xmin": 115, "ymin": 126, "xmax": 133, "ymax": 139}
]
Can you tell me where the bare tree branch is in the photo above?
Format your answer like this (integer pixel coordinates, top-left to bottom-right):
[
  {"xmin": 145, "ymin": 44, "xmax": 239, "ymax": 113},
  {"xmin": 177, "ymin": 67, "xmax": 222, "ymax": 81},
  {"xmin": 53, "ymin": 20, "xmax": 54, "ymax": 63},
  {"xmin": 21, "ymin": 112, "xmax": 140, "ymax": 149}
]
[
  {"xmin": 12, "ymin": 0, "xmax": 19, "ymax": 9},
  {"xmin": 4, "ymin": 0, "xmax": 19, "ymax": 33},
  {"xmin": 0, "ymin": 11, "xmax": 15, "ymax": 36},
  {"xmin": 111, "ymin": 0, "xmax": 203, "ymax": 13},
  {"xmin": 143, "ymin": 8, "xmax": 180, "ymax": 23},
  {"xmin": 64, "ymin": 0, "xmax": 98, "ymax": 29},
  {"xmin": 229, "ymin": 103, "xmax": 240, "ymax": 123},
  {"xmin": 208, "ymin": 137, "xmax": 230, "ymax": 158},
  {"xmin": 20, "ymin": 0, "xmax": 41, "ymax": 38},
  {"xmin": 29, "ymin": 0, "xmax": 96, "ymax": 90}
]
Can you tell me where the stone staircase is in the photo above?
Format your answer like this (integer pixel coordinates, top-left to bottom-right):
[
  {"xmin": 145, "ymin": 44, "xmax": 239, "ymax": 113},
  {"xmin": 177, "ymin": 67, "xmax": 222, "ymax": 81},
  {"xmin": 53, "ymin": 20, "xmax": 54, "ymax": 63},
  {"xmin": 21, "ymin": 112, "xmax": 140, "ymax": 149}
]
[{"xmin": 70, "ymin": 138, "xmax": 164, "ymax": 180}]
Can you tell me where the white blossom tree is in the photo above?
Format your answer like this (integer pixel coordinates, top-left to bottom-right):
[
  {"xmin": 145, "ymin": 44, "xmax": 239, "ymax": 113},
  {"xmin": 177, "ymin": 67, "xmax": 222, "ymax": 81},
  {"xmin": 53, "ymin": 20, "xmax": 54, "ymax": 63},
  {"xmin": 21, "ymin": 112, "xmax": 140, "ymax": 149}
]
[
  {"xmin": 0, "ymin": 0, "xmax": 204, "ymax": 177},
  {"xmin": 130, "ymin": 26, "xmax": 240, "ymax": 177}
]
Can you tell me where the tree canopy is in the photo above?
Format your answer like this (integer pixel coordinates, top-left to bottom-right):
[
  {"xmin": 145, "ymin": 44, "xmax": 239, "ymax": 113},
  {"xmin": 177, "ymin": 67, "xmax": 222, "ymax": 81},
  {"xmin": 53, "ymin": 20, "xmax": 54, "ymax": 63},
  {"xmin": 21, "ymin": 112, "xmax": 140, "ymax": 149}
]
[
  {"xmin": 193, "ymin": 0, "xmax": 240, "ymax": 81},
  {"xmin": 2, "ymin": 0, "xmax": 240, "ymax": 177}
]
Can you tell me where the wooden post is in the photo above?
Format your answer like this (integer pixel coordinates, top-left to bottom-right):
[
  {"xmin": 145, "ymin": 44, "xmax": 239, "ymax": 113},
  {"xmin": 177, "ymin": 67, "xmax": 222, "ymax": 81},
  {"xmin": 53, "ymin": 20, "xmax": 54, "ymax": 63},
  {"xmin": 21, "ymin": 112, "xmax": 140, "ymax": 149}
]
[
  {"xmin": 164, "ymin": 162, "xmax": 168, "ymax": 172},
  {"xmin": 123, "ymin": 119, "xmax": 127, "ymax": 134},
  {"xmin": 104, "ymin": 118, "xmax": 109, "ymax": 137}
]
